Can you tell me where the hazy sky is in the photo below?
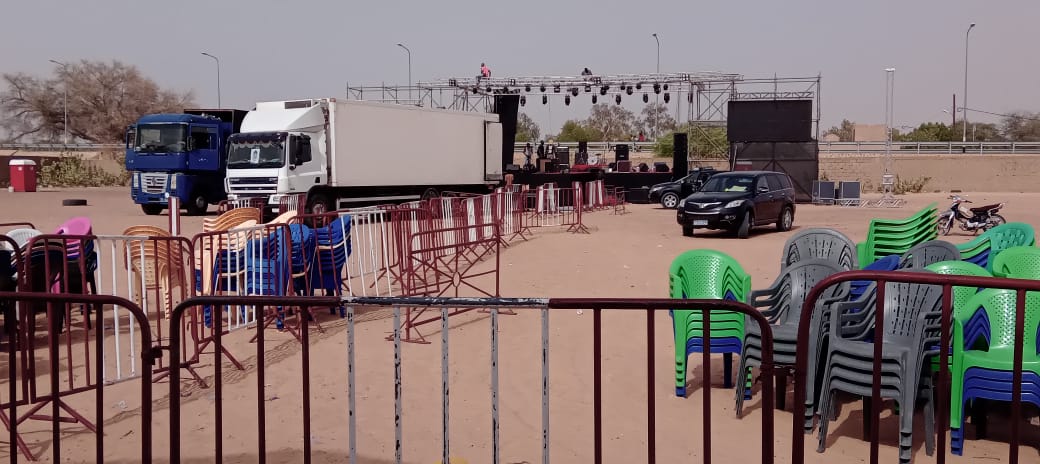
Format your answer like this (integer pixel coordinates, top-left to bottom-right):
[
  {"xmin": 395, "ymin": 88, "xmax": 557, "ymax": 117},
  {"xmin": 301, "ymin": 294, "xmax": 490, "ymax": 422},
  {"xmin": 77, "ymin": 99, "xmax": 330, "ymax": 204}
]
[{"xmin": 3, "ymin": 0, "xmax": 1038, "ymax": 135}]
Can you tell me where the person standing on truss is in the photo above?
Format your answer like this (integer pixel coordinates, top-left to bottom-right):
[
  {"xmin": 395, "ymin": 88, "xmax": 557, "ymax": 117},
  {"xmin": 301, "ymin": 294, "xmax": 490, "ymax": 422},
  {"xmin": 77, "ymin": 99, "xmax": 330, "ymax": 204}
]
[{"xmin": 479, "ymin": 62, "xmax": 491, "ymax": 82}]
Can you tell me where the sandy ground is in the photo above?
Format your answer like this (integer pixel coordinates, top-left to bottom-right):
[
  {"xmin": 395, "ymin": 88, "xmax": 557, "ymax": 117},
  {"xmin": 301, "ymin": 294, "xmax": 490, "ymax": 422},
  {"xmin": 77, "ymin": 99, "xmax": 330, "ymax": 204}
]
[{"xmin": 1, "ymin": 187, "xmax": 1039, "ymax": 463}]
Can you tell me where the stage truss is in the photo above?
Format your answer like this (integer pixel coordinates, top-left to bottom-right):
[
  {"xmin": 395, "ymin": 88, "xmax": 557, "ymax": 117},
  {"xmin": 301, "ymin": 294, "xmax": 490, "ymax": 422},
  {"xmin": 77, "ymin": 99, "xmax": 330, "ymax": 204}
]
[{"xmin": 346, "ymin": 73, "xmax": 821, "ymax": 132}]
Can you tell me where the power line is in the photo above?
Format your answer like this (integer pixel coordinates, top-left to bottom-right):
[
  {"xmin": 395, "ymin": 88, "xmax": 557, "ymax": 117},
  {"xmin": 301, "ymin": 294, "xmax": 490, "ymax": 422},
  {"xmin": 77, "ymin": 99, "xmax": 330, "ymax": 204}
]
[{"xmin": 961, "ymin": 107, "xmax": 1040, "ymax": 121}]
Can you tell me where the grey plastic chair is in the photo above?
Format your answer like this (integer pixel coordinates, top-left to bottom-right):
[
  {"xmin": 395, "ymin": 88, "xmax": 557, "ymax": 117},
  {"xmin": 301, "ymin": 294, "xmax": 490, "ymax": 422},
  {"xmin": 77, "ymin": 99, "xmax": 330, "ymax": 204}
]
[
  {"xmin": 4, "ymin": 228, "xmax": 41, "ymax": 250},
  {"xmin": 816, "ymin": 274, "xmax": 943, "ymax": 464},
  {"xmin": 781, "ymin": 228, "xmax": 858, "ymax": 271},
  {"xmin": 898, "ymin": 240, "xmax": 961, "ymax": 269},
  {"xmin": 735, "ymin": 258, "xmax": 848, "ymax": 419}
]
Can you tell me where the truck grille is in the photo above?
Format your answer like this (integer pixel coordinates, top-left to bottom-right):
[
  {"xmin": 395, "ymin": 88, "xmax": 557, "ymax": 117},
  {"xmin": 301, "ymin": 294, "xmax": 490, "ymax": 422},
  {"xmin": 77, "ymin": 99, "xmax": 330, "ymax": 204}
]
[
  {"xmin": 227, "ymin": 176, "xmax": 277, "ymax": 195},
  {"xmin": 141, "ymin": 173, "xmax": 168, "ymax": 194}
]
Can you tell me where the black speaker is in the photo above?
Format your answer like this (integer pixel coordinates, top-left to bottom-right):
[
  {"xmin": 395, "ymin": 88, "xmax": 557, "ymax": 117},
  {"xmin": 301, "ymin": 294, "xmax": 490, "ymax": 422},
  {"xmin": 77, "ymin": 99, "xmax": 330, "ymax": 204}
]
[
  {"xmin": 673, "ymin": 132, "xmax": 688, "ymax": 180},
  {"xmin": 493, "ymin": 95, "xmax": 520, "ymax": 171},
  {"xmin": 615, "ymin": 144, "xmax": 630, "ymax": 161},
  {"xmin": 578, "ymin": 141, "xmax": 588, "ymax": 155},
  {"xmin": 555, "ymin": 147, "xmax": 570, "ymax": 167}
]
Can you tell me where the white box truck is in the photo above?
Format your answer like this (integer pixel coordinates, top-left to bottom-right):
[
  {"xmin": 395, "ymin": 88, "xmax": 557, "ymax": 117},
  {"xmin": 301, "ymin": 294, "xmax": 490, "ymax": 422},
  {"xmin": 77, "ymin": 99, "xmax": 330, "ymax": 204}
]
[{"xmin": 225, "ymin": 98, "xmax": 503, "ymax": 213}]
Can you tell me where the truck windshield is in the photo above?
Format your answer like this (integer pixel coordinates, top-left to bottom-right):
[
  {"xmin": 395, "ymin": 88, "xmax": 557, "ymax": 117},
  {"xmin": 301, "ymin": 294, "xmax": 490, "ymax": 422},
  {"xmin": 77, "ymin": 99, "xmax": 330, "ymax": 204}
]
[
  {"xmin": 135, "ymin": 124, "xmax": 187, "ymax": 153},
  {"xmin": 227, "ymin": 139, "xmax": 285, "ymax": 168}
]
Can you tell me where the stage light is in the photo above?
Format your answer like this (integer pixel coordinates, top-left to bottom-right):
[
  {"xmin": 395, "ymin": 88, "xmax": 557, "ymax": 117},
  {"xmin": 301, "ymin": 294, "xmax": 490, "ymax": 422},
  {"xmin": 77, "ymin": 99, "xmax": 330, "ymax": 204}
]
[
  {"xmin": 565, "ymin": 95, "xmax": 571, "ymax": 106},
  {"xmin": 472, "ymin": 87, "xmax": 479, "ymax": 94},
  {"xmin": 502, "ymin": 86, "xmax": 509, "ymax": 93},
  {"xmin": 585, "ymin": 85, "xmax": 592, "ymax": 93},
  {"xmin": 525, "ymin": 84, "xmax": 531, "ymax": 92},
  {"xmin": 571, "ymin": 88, "xmax": 579, "ymax": 97},
  {"xmin": 599, "ymin": 86, "xmax": 607, "ymax": 96},
  {"xmin": 486, "ymin": 86, "xmax": 492, "ymax": 93},
  {"xmin": 542, "ymin": 95, "xmax": 548, "ymax": 105},
  {"xmin": 636, "ymin": 83, "xmax": 642, "ymax": 90},
  {"xmin": 520, "ymin": 95, "xmax": 526, "ymax": 106},
  {"xmin": 663, "ymin": 92, "xmax": 670, "ymax": 103},
  {"xmin": 687, "ymin": 93, "xmax": 693, "ymax": 103},
  {"xmin": 540, "ymin": 85, "xmax": 547, "ymax": 92},
  {"xmin": 626, "ymin": 86, "xmax": 633, "ymax": 95},
  {"xmin": 592, "ymin": 95, "xmax": 597, "ymax": 104},
  {"xmin": 663, "ymin": 84, "xmax": 669, "ymax": 91},
  {"xmin": 643, "ymin": 94, "xmax": 649, "ymax": 103},
  {"xmin": 653, "ymin": 83, "xmax": 661, "ymax": 94},
  {"xmin": 615, "ymin": 94, "xmax": 622, "ymax": 105},
  {"xmin": 553, "ymin": 85, "xmax": 561, "ymax": 93}
]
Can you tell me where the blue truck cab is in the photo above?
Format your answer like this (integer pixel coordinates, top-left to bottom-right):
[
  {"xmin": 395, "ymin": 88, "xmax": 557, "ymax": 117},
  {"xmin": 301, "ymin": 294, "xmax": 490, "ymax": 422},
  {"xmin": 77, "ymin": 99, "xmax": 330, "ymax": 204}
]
[{"xmin": 124, "ymin": 109, "xmax": 246, "ymax": 215}]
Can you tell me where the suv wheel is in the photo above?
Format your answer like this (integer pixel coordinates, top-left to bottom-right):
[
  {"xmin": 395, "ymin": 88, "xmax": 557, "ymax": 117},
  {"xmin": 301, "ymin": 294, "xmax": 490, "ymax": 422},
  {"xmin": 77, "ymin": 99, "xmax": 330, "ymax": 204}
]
[
  {"xmin": 682, "ymin": 225, "xmax": 694, "ymax": 237},
  {"xmin": 777, "ymin": 207, "xmax": 793, "ymax": 231},
  {"xmin": 736, "ymin": 212, "xmax": 752, "ymax": 239},
  {"xmin": 661, "ymin": 192, "xmax": 679, "ymax": 209}
]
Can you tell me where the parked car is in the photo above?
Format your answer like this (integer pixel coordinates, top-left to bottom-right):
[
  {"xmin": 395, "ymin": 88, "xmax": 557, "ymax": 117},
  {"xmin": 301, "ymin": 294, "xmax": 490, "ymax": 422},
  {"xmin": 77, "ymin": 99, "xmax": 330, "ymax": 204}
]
[
  {"xmin": 648, "ymin": 168, "xmax": 721, "ymax": 208},
  {"xmin": 676, "ymin": 171, "xmax": 796, "ymax": 239}
]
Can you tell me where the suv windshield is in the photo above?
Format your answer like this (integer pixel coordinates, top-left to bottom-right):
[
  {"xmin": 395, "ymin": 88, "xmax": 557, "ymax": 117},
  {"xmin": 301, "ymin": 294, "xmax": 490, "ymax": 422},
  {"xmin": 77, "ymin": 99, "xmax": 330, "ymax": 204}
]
[
  {"xmin": 135, "ymin": 124, "xmax": 187, "ymax": 153},
  {"xmin": 227, "ymin": 134, "xmax": 285, "ymax": 169},
  {"xmin": 700, "ymin": 175, "xmax": 755, "ymax": 193}
]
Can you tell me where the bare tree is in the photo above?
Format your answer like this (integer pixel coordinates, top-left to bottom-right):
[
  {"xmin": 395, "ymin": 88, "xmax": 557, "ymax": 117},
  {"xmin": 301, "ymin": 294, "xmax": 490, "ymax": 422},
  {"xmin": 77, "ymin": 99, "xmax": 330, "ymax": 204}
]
[{"xmin": 1, "ymin": 60, "xmax": 195, "ymax": 143}]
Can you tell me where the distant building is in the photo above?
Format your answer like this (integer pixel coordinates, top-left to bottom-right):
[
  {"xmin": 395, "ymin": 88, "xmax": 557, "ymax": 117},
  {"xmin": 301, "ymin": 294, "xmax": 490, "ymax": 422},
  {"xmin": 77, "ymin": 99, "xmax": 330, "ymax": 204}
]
[{"xmin": 853, "ymin": 124, "xmax": 888, "ymax": 142}]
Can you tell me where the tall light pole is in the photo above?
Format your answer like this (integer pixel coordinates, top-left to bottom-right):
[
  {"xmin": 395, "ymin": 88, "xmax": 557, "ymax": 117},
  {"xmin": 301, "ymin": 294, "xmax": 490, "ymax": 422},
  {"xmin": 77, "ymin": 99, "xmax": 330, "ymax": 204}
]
[
  {"xmin": 48, "ymin": 60, "xmax": 69, "ymax": 145},
  {"xmin": 652, "ymin": 33, "xmax": 660, "ymax": 138},
  {"xmin": 962, "ymin": 23, "xmax": 975, "ymax": 142},
  {"xmin": 397, "ymin": 43, "xmax": 412, "ymax": 103},
  {"xmin": 201, "ymin": 52, "xmax": 221, "ymax": 108},
  {"xmin": 881, "ymin": 67, "xmax": 896, "ymax": 201}
]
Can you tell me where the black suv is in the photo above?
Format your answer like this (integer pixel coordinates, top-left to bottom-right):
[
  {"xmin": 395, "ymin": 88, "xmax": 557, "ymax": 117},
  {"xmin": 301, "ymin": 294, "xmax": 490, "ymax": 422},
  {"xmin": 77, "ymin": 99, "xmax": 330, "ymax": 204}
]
[
  {"xmin": 648, "ymin": 167, "xmax": 721, "ymax": 209},
  {"xmin": 676, "ymin": 171, "xmax": 796, "ymax": 239}
]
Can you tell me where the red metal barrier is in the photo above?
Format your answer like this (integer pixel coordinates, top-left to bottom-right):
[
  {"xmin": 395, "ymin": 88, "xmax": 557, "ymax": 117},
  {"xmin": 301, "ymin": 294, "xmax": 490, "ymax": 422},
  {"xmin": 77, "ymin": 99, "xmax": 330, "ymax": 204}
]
[
  {"xmin": 162, "ymin": 295, "xmax": 776, "ymax": 464},
  {"xmin": 0, "ymin": 291, "xmax": 156, "ymax": 463},
  {"xmin": 792, "ymin": 271, "xmax": 1040, "ymax": 464}
]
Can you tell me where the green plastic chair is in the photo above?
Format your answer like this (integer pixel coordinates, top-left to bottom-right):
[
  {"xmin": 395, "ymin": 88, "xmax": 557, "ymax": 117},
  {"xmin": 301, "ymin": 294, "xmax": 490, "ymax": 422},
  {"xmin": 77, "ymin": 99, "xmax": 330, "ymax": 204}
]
[
  {"xmin": 957, "ymin": 222, "xmax": 1036, "ymax": 272},
  {"xmin": 925, "ymin": 260, "xmax": 992, "ymax": 373},
  {"xmin": 858, "ymin": 204, "xmax": 939, "ymax": 266},
  {"xmin": 992, "ymin": 246, "xmax": 1040, "ymax": 279},
  {"xmin": 949, "ymin": 288, "xmax": 1040, "ymax": 455},
  {"xmin": 669, "ymin": 249, "xmax": 752, "ymax": 397}
]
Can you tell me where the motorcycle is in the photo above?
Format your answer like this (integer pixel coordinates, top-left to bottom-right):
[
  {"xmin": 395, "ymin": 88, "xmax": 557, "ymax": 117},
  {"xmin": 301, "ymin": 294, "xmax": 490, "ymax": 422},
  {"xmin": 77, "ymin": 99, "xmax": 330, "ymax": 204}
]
[{"xmin": 938, "ymin": 195, "xmax": 1007, "ymax": 235}]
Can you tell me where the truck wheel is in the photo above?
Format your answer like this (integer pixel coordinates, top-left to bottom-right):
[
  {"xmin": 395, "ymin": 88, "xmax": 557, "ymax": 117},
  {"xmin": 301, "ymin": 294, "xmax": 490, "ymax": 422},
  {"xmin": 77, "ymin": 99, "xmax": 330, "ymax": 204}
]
[
  {"xmin": 421, "ymin": 188, "xmax": 440, "ymax": 201},
  {"xmin": 185, "ymin": 193, "xmax": 208, "ymax": 216},
  {"xmin": 308, "ymin": 193, "xmax": 332, "ymax": 215},
  {"xmin": 682, "ymin": 226, "xmax": 694, "ymax": 237},
  {"xmin": 141, "ymin": 204, "xmax": 164, "ymax": 216}
]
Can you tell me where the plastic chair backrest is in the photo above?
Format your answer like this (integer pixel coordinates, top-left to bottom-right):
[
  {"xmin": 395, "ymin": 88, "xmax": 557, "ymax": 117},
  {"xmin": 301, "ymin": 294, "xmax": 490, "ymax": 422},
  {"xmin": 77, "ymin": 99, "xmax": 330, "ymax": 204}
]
[
  {"xmin": 54, "ymin": 217, "xmax": 93, "ymax": 236},
  {"xmin": 5, "ymin": 228, "xmax": 42, "ymax": 249},
  {"xmin": 966, "ymin": 288, "xmax": 1040, "ymax": 356},
  {"xmin": 770, "ymin": 258, "xmax": 845, "ymax": 326},
  {"xmin": 985, "ymin": 223, "xmax": 1036, "ymax": 270},
  {"xmin": 880, "ymin": 272, "xmax": 943, "ymax": 346},
  {"xmin": 992, "ymin": 246, "xmax": 1040, "ymax": 279},
  {"xmin": 123, "ymin": 225, "xmax": 171, "ymax": 237},
  {"xmin": 899, "ymin": 240, "xmax": 961, "ymax": 269},
  {"xmin": 781, "ymin": 228, "xmax": 857, "ymax": 271},
  {"xmin": 669, "ymin": 249, "xmax": 751, "ymax": 301},
  {"xmin": 924, "ymin": 260, "xmax": 990, "ymax": 318}
]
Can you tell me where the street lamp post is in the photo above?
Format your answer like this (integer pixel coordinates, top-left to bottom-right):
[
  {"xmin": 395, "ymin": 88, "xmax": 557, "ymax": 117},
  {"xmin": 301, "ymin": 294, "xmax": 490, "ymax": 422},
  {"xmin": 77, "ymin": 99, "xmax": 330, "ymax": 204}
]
[
  {"xmin": 397, "ymin": 43, "xmax": 412, "ymax": 103},
  {"xmin": 962, "ymin": 23, "xmax": 975, "ymax": 142},
  {"xmin": 652, "ymin": 33, "xmax": 660, "ymax": 138},
  {"xmin": 48, "ymin": 60, "xmax": 69, "ymax": 145},
  {"xmin": 201, "ymin": 52, "xmax": 221, "ymax": 108},
  {"xmin": 882, "ymin": 68, "xmax": 896, "ymax": 200}
]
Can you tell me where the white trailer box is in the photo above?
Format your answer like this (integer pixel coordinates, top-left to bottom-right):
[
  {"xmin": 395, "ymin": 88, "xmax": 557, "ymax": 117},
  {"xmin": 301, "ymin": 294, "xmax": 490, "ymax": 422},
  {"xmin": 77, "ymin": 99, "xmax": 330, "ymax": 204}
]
[{"xmin": 328, "ymin": 100, "xmax": 502, "ymax": 186}]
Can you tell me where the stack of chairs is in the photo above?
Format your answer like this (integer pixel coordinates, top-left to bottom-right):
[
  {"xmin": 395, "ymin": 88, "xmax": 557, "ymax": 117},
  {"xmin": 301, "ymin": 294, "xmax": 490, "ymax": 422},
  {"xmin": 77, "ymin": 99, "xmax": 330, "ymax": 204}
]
[
  {"xmin": 856, "ymin": 204, "xmax": 939, "ymax": 267},
  {"xmin": 956, "ymin": 222, "xmax": 1035, "ymax": 272},
  {"xmin": 946, "ymin": 246, "xmax": 1040, "ymax": 454},
  {"xmin": 306, "ymin": 214, "xmax": 351, "ymax": 317},
  {"xmin": 668, "ymin": 249, "xmax": 752, "ymax": 397},
  {"xmin": 123, "ymin": 226, "xmax": 189, "ymax": 319}
]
